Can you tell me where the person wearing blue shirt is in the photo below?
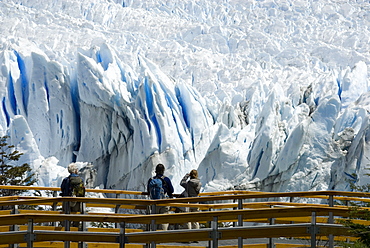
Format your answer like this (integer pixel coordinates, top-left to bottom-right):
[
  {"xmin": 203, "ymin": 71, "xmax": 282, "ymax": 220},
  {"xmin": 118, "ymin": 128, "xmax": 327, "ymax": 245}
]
[{"xmin": 147, "ymin": 163, "xmax": 174, "ymax": 230}]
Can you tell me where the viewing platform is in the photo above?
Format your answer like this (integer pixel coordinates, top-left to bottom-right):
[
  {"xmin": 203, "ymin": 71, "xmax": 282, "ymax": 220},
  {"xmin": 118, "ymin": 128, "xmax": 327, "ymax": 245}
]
[{"xmin": 0, "ymin": 185, "xmax": 369, "ymax": 248}]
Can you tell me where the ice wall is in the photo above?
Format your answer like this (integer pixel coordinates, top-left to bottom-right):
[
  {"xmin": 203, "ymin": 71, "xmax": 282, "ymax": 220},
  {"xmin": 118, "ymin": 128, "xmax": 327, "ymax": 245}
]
[{"xmin": 0, "ymin": 0, "xmax": 370, "ymax": 193}]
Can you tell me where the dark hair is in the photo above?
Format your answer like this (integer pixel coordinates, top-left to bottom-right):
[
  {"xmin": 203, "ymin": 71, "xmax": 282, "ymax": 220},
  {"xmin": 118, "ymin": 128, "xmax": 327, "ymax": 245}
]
[
  {"xmin": 155, "ymin": 164, "xmax": 165, "ymax": 174},
  {"xmin": 190, "ymin": 169, "xmax": 198, "ymax": 179}
]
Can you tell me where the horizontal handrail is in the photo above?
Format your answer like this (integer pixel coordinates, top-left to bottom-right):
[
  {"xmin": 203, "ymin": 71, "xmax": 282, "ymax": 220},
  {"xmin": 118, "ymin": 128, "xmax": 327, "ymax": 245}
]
[
  {"xmin": 2, "ymin": 185, "xmax": 370, "ymax": 200},
  {"xmin": 0, "ymin": 206, "xmax": 351, "ymax": 226},
  {"xmin": 0, "ymin": 223, "xmax": 351, "ymax": 245},
  {"xmin": 0, "ymin": 185, "xmax": 148, "ymax": 196},
  {"xmin": 0, "ymin": 195, "xmax": 368, "ymax": 211}
]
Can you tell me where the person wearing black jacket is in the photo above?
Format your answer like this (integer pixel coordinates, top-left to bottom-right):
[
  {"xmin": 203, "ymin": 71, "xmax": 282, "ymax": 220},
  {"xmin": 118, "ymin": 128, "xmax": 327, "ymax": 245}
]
[{"xmin": 60, "ymin": 163, "xmax": 84, "ymax": 227}]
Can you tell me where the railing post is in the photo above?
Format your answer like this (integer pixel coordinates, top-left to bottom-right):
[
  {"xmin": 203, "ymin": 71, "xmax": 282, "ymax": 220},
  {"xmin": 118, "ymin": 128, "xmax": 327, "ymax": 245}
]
[
  {"xmin": 144, "ymin": 204, "xmax": 151, "ymax": 248},
  {"xmin": 64, "ymin": 200, "xmax": 71, "ymax": 230},
  {"xmin": 79, "ymin": 202, "xmax": 87, "ymax": 248},
  {"xmin": 150, "ymin": 204, "xmax": 157, "ymax": 230},
  {"xmin": 310, "ymin": 211, "xmax": 317, "ymax": 248},
  {"xmin": 115, "ymin": 204, "xmax": 121, "ymax": 228},
  {"xmin": 115, "ymin": 193, "xmax": 121, "ymax": 228},
  {"xmin": 211, "ymin": 216, "xmax": 220, "ymax": 248},
  {"xmin": 208, "ymin": 208, "xmax": 213, "ymax": 248},
  {"xmin": 12, "ymin": 204, "xmax": 19, "ymax": 214},
  {"xmin": 328, "ymin": 194, "xmax": 334, "ymax": 248},
  {"xmin": 237, "ymin": 198, "xmax": 243, "ymax": 248},
  {"xmin": 150, "ymin": 204, "xmax": 157, "ymax": 248},
  {"xmin": 64, "ymin": 200, "xmax": 71, "ymax": 248},
  {"xmin": 52, "ymin": 191, "xmax": 58, "ymax": 226},
  {"xmin": 119, "ymin": 222, "xmax": 126, "ymax": 248},
  {"xmin": 268, "ymin": 206, "xmax": 275, "ymax": 248},
  {"xmin": 26, "ymin": 218, "xmax": 35, "ymax": 248},
  {"xmin": 9, "ymin": 205, "xmax": 19, "ymax": 248},
  {"xmin": 52, "ymin": 191, "xmax": 58, "ymax": 210}
]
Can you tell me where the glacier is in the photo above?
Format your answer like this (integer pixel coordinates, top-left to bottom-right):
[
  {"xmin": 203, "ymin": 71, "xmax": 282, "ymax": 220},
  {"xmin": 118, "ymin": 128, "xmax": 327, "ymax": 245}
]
[{"xmin": 0, "ymin": 0, "xmax": 369, "ymax": 194}]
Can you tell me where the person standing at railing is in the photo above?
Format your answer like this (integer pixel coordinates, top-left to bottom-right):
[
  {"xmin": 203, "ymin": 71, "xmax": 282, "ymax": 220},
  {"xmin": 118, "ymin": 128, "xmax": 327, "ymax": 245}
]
[
  {"xmin": 60, "ymin": 163, "xmax": 85, "ymax": 227},
  {"xmin": 147, "ymin": 163, "xmax": 174, "ymax": 230},
  {"xmin": 180, "ymin": 169, "xmax": 201, "ymax": 230}
]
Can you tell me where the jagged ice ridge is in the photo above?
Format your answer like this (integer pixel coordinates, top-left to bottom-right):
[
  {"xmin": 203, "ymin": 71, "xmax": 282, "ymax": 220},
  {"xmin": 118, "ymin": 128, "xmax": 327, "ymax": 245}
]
[{"xmin": 0, "ymin": 0, "xmax": 370, "ymax": 195}]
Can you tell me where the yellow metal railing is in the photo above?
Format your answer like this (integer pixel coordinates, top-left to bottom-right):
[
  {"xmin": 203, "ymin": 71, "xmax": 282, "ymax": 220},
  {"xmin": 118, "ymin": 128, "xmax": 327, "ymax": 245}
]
[{"xmin": 0, "ymin": 186, "xmax": 368, "ymax": 247}]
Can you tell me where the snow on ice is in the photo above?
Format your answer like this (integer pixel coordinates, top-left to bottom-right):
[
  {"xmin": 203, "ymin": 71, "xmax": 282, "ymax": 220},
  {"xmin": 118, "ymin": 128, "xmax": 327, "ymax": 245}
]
[{"xmin": 0, "ymin": 0, "xmax": 369, "ymax": 195}]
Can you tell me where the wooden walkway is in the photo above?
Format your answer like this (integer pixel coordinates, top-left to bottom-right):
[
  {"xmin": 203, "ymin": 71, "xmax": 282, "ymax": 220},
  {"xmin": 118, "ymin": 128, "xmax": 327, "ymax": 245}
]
[{"xmin": 0, "ymin": 186, "xmax": 369, "ymax": 248}]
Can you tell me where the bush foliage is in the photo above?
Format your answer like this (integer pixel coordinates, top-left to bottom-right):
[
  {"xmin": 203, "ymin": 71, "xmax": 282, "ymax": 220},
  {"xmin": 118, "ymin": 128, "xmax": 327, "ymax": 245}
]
[
  {"xmin": 340, "ymin": 170, "xmax": 370, "ymax": 247},
  {"xmin": 0, "ymin": 135, "xmax": 36, "ymax": 197}
]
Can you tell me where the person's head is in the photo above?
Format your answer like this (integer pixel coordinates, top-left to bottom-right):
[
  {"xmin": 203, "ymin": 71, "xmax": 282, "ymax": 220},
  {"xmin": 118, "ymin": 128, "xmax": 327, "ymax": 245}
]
[
  {"xmin": 68, "ymin": 163, "xmax": 78, "ymax": 174},
  {"xmin": 189, "ymin": 169, "xmax": 198, "ymax": 179},
  {"xmin": 155, "ymin": 163, "xmax": 165, "ymax": 175}
]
